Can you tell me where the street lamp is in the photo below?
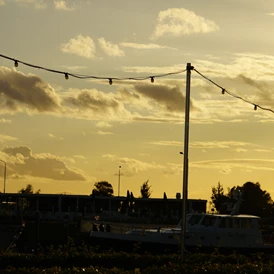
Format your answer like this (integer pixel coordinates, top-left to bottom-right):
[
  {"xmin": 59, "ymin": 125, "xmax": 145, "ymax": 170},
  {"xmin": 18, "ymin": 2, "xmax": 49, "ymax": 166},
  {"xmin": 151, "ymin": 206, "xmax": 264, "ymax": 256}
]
[
  {"xmin": 0, "ymin": 159, "xmax": 7, "ymax": 193},
  {"xmin": 118, "ymin": 166, "xmax": 121, "ymax": 197}
]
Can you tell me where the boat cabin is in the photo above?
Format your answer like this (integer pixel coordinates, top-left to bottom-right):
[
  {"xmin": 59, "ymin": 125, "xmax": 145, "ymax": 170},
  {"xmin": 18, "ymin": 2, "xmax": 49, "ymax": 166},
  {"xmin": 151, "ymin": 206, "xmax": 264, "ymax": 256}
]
[{"xmin": 187, "ymin": 213, "xmax": 260, "ymax": 230}]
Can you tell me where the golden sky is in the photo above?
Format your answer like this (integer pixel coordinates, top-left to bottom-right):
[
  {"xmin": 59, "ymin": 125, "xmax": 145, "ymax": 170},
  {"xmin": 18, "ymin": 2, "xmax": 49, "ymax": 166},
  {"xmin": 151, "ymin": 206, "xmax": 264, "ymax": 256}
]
[{"xmin": 0, "ymin": 0, "xmax": 274, "ymax": 203}]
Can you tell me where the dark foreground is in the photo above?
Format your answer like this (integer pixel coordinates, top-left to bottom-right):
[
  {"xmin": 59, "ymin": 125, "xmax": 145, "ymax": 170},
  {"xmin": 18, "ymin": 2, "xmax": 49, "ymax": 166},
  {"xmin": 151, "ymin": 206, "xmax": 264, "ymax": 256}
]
[{"xmin": 1, "ymin": 243, "xmax": 274, "ymax": 274}]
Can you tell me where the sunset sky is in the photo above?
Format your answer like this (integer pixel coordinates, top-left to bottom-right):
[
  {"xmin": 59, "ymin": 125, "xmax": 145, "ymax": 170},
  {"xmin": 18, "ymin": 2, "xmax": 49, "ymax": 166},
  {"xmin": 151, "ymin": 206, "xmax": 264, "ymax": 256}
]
[{"xmin": 0, "ymin": 0, "xmax": 274, "ymax": 204}]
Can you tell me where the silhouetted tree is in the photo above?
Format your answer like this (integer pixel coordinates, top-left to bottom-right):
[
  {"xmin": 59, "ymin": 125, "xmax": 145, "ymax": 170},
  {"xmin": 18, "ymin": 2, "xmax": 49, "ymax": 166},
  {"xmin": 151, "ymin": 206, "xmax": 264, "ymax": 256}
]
[
  {"xmin": 17, "ymin": 184, "xmax": 40, "ymax": 214},
  {"xmin": 211, "ymin": 182, "xmax": 231, "ymax": 213},
  {"xmin": 211, "ymin": 181, "xmax": 274, "ymax": 217},
  {"xmin": 228, "ymin": 182, "xmax": 273, "ymax": 217},
  {"xmin": 140, "ymin": 180, "xmax": 152, "ymax": 198},
  {"xmin": 92, "ymin": 181, "xmax": 113, "ymax": 196},
  {"xmin": 18, "ymin": 184, "xmax": 40, "ymax": 194}
]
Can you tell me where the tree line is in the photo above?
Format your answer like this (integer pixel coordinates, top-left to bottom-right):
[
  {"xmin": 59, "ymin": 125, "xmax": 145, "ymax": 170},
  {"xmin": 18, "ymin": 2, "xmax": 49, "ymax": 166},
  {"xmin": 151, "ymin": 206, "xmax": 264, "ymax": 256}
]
[
  {"xmin": 211, "ymin": 181, "xmax": 273, "ymax": 218},
  {"xmin": 91, "ymin": 179, "xmax": 152, "ymax": 199},
  {"xmin": 15, "ymin": 180, "xmax": 153, "ymax": 199},
  {"xmin": 14, "ymin": 180, "xmax": 274, "ymax": 219}
]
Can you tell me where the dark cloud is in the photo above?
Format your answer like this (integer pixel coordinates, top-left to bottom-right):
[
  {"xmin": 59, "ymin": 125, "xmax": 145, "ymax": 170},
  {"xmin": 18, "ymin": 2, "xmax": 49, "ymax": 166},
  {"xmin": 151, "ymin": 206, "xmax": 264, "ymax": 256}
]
[
  {"xmin": 2, "ymin": 146, "xmax": 86, "ymax": 181},
  {"xmin": 133, "ymin": 116, "xmax": 182, "ymax": 123},
  {"xmin": 238, "ymin": 75, "xmax": 274, "ymax": 104},
  {"xmin": 65, "ymin": 90, "xmax": 120, "ymax": 113},
  {"xmin": 133, "ymin": 83, "xmax": 197, "ymax": 112},
  {"xmin": 3, "ymin": 146, "xmax": 32, "ymax": 157},
  {"xmin": 118, "ymin": 88, "xmax": 140, "ymax": 101},
  {"xmin": 0, "ymin": 67, "xmax": 60, "ymax": 112}
]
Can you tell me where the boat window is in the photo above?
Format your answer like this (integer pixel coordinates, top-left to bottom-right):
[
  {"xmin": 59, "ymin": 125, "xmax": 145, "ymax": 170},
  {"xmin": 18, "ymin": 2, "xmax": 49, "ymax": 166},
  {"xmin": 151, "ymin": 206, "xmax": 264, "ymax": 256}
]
[
  {"xmin": 246, "ymin": 219, "xmax": 253, "ymax": 228},
  {"xmin": 219, "ymin": 218, "xmax": 226, "ymax": 228},
  {"xmin": 240, "ymin": 219, "xmax": 246, "ymax": 228},
  {"xmin": 240, "ymin": 218, "xmax": 253, "ymax": 228},
  {"xmin": 227, "ymin": 218, "xmax": 233, "ymax": 228},
  {"xmin": 233, "ymin": 218, "xmax": 240, "ymax": 228},
  {"xmin": 189, "ymin": 215, "xmax": 202, "ymax": 225},
  {"xmin": 201, "ymin": 216, "xmax": 217, "ymax": 226}
]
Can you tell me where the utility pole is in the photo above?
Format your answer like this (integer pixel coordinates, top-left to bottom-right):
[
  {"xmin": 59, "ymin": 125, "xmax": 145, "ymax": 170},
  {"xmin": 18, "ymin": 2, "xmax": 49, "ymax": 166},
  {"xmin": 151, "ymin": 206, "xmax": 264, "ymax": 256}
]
[
  {"xmin": 181, "ymin": 63, "xmax": 193, "ymax": 256},
  {"xmin": 118, "ymin": 166, "xmax": 121, "ymax": 196},
  {"xmin": 0, "ymin": 160, "xmax": 6, "ymax": 193}
]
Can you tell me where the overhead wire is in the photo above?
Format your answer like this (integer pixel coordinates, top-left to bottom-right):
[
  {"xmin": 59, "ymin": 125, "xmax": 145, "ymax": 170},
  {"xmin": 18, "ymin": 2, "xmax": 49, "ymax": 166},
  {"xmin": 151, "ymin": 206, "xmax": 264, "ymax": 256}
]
[
  {"xmin": 1, "ymin": 53, "xmax": 274, "ymax": 114},
  {"xmin": 0, "ymin": 53, "xmax": 186, "ymax": 83},
  {"xmin": 193, "ymin": 68, "xmax": 274, "ymax": 114}
]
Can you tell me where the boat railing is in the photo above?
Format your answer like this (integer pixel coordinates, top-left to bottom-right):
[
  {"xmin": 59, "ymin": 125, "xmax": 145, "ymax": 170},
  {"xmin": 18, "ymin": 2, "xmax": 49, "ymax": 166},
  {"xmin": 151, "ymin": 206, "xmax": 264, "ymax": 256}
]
[{"xmin": 91, "ymin": 221, "xmax": 175, "ymax": 234}]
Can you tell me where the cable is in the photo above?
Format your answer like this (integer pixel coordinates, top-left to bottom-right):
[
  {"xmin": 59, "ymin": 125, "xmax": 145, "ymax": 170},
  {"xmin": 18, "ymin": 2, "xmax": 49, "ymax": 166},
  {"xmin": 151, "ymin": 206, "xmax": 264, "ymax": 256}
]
[
  {"xmin": 0, "ymin": 53, "xmax": 186, "ymax": 83},
  {"xmin": 193, "ymin": 68, "xmax": 274, "ymax": 114},
  {"xmin": 2, "ymin": 53, "xmax": 273, "ymax": 114}
]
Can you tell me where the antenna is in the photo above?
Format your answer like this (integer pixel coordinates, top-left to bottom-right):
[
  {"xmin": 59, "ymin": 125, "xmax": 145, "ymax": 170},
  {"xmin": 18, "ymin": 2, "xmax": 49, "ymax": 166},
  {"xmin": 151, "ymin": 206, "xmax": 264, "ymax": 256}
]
[{"xmin": 230, "ymin": 189, "xmax": 244, "ymax": 215}]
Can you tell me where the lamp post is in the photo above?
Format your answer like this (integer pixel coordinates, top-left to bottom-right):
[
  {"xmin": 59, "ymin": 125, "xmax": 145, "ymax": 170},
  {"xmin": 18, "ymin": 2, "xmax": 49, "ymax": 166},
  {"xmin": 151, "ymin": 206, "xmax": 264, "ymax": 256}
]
[
  {"xmin": 118, "ymin": 166, "xmax": 121, "ymax": 197},
  {"xmin": 0, "ymin": 159, "xmax": 7, "ymax": 193}
]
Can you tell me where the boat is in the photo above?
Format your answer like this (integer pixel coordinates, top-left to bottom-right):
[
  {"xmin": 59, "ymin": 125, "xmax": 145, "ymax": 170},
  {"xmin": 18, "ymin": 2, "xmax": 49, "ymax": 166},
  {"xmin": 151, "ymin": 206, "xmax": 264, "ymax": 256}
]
[{"xmin": 88, "ymin": 190, "xmax": 274, "ymax": 253}]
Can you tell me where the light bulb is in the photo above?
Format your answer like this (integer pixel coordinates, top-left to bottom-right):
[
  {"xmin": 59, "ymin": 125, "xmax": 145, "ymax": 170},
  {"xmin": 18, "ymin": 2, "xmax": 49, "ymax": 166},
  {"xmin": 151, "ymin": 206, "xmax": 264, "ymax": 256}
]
[
  {"xmin": 221, "ymin": 88, "xmax": 225, "ymax": 94},
  {"xmin": 109, "ymin": 78, "xmax": 113, "ymax": 85},
  {"xmin": 150, "ymin": 77, "xmax": 154, "ymax": 83},
  {"xmin": 65, "ymin": 73, "xmax": 69, "ymax": 80},
  {"xmin": 254, "ymin": 105, "xmax": 257, "ymax": 111},
  {"xmin": 14, "ymin": 60, "xmax": 18, "ymax": 67}
]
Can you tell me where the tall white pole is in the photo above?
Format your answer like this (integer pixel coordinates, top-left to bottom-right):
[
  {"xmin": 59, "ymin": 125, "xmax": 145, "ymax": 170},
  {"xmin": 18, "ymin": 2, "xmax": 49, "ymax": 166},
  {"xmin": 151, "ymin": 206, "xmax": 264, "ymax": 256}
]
[
  {"xmin": 181, "ymin": 63, "xmax": 193, "ymax": 256},
  {"xmin": 0, "ymin": 160, "xmax": 6, "ymax": 193},
  {"xmin": 118, "ymin": 166, "xmax": 121, "ymax": 196}
]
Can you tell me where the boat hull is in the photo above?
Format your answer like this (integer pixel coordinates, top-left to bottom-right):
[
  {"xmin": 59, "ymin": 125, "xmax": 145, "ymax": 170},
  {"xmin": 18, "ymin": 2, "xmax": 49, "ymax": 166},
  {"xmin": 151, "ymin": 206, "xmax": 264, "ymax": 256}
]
[{"xmin": 86, "ymin": 231, "xmax": 274, "ymax": 254}]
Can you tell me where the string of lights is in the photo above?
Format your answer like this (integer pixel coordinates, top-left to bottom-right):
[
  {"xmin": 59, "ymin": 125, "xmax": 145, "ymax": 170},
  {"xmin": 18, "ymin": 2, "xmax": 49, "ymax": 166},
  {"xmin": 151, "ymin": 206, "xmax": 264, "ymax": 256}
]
[
  {"xmin": 1, "ymin": 53, "xmax": 273, "ymax": 114},
  {"xmin": 193, "ymin": 68, "xmax": 274, "ymax": 114},
  {"xmin": 0, "ymin": 53, "xmax": 186, "ymax": 84}
]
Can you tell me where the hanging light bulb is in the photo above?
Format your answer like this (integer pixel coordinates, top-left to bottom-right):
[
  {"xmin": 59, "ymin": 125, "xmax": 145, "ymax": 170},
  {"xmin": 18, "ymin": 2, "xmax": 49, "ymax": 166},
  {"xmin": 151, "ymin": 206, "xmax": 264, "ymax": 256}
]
[
  {"xmin": 14, "ymin": 60, "xmax": 18, "ymax": 67},
  {"xmin": 65, "ymin": 73, "xmax": 69, "ymax": 80},
  {"xmin": 254, "ymin": 105, "xmax": 257, "ymax": 111},
  {"xmin": 109, "ymin": 78, "xmax": 113, "ymax": 85},
  {"xmin": 150, "ymin": 77, "xmax": 154, "ymax": 83},
  {"xmin": 221, "ymin": 88, "xmax": 225, "ymax": 94}
]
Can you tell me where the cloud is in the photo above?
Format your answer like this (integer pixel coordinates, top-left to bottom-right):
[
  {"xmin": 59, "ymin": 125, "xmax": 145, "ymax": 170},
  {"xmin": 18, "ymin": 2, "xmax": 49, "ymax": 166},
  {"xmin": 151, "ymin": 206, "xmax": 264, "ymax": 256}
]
[
  {"xmin": 0, "ymin": 67, "xmax": 60, "ymax": 112},
  {"xmin": 120, "ymin": 42, "xmax": 177, "ymax": 51},
  {"xmin": 195, "ymin": 52, "xmax": 274, "ymax": 81},
  {"xmin": 63, "ymin": 88, "xmax": 131, "ymax": 119},
  {"xmin": 60, "ymin": 65, "xmax": 87, "ymax": 72},
  {"xmin": 148, "ymin": 140, "xmax": 255, "ymax": 151},
  {"xmin": 15, "ymin": 0, "xmax": 47, "ymax": 9},
  {"xmin": 95, "ymin": 121, "xmax": 112, "ymax": 128},
  {"xmin": 0, "ymin": 134, "xmax": 17, "ymax": 143},
  {"xmin": 2, "ymin": 146, "xmax": 87, "ymax": 181},
  {"xmin": 61, "ymin": 35, "xmax": 96, "ymax": 59},
  {"xmin": 96, "ymin": 130, "xmax": 113, "ymax": 135},
  {"xmin": 102, "ymin": 154, "xmax": 165, "ymax": 175},
  {"xmin": 237, "ymin": 75, "xmax": 274, "ymax": 107},
  {"xmin": 48, "ymin": 133, "xmax": 64, "ymax": 141},
  {"xmin": 122, "ymin": 64, "xmax": 184, "ymax": 74},
  {"xmin": 0, "ymin": 118, "xmax": 11, "ymax": 123},
  {"xmin": 254, "ymin": 149, "xmax": 271, "ymax": 153},
  {"xmin": 148, "ymin": 141, "xmax": 182, "ymax": 147},
  {"xmin": 54, "ymin": 0, "xmax": 74, "ymax": 10},
  {"xmin": 234, "ymin": 148, "xmax": 247, "ymax": 152},
  {"xmin": 133, "ymin": 83, "xmax": 197, "ymax": 113},
  {"xmin": 133, "ymin": 116, "xmax": 182, "ymax": 123},
  {"xmin": 190, "ymin": 141, "xmax": 253, "ymax": 149},
  {"xmin": 190, "ymin": 158, "xmax": 274, "ymax": 174},
  {"xmin": 266, "ymin": 13, "xmax": 274, "ymax": 16},
  {"xmin": 74, "ymin": 155, "xmax": 86, "ymax": 160},
  {"xmin": 98, "ymin": 37, "xmax": 124, "ymax": 57},
  {"xmin": 151, "ymin": 8, "xmax": 219, "ymax": 39}
]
